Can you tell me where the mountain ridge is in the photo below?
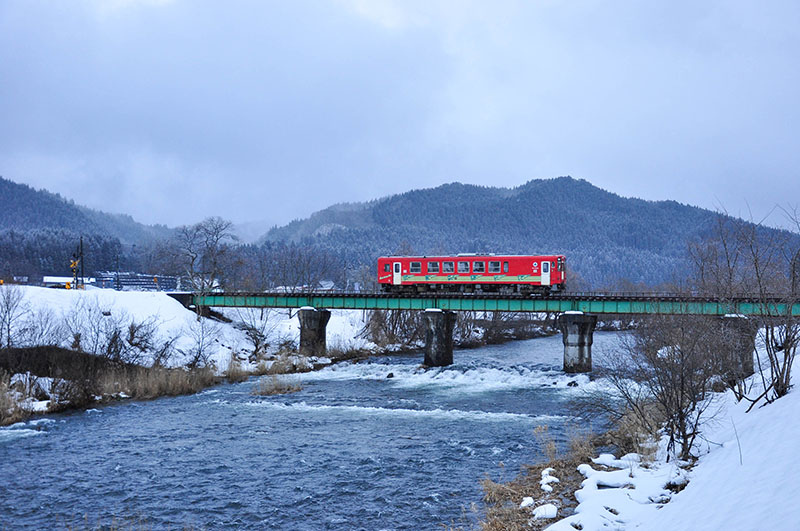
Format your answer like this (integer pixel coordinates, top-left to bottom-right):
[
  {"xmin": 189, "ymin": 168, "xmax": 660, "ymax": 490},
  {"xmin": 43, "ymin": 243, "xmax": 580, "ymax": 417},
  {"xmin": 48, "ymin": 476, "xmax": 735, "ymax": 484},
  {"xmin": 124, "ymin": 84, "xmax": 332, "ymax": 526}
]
[
  {"xmin": 260, "ymin": 177, "xmax": 738, "ymax": 287},
  {"xmin": 0, "ymin": 176, "xmax": 172, "ymax": 244}
]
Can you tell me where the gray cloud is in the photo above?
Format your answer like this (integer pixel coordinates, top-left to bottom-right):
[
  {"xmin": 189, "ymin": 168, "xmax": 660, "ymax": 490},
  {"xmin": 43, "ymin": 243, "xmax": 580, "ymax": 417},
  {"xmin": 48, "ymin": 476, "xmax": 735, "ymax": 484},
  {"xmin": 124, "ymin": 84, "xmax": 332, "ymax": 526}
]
[{"xmin": 1, "ymin": 0, "xmax": 798, "ymax": 228}]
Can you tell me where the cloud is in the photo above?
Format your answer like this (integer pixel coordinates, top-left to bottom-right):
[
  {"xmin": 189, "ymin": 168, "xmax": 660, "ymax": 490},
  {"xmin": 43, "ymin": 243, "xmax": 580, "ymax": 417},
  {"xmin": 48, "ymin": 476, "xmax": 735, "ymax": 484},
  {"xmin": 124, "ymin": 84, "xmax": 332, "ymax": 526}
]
[
  {"xmin": 339, "ymin": 0, "xmax": 430, "ymax": 30},
  {"xmin": 1, "ymin": 0, "xmax": 798, "ymax": 230}
]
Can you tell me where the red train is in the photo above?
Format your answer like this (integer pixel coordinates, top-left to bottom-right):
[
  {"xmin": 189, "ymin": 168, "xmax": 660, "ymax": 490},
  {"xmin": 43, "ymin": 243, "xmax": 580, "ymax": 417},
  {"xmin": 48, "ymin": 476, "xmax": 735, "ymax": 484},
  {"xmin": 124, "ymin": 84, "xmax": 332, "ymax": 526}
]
[{"xmin": 377, "ymin": 254, "xmax": 566, "ymax": 295}]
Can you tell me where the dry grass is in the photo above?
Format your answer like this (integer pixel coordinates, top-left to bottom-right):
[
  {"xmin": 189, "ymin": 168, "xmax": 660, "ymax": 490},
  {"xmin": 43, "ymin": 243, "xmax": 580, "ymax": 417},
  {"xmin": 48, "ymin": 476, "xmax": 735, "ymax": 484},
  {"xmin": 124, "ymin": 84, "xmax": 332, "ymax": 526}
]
[
  {"xmin": 251, "ymin": 360, "xmax": 271, "ymax": 376},
  {"xmin": 95, "ymin": 366, "xmax": 217, "ymax": 400},
  {"xmin": 0, "ymin": 369, "xmax": 27, "ymax": 425},
  {"xmin": 265, "ymin": 354, "xmax": 296, "ymax": 375},
  {"xmin": 603, "ymin": 404, "xmax": 663, "ymax": 465},
  {"xmin": 479, "ymin": 425, "xmax": 600, "ymax": 530},
  {"xmin": 225, "ymin": 352, "xmax": 249, "ymax": 383},
  {"xmin": 251, "ymin": 375, "xmax": 302, "ymax": 396}
]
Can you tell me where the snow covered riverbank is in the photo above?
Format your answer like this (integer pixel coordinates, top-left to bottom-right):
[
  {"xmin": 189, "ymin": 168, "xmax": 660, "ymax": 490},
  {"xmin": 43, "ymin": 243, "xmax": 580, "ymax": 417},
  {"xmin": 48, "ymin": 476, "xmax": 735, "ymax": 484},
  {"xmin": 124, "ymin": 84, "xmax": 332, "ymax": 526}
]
[
  {"xmin": 0, "ymin": 286, "xmax": 376, "ymax": 422},
  {"xmin": 514, "ymin": 358, "xmax": 800, "ymax": 530},
  {"xmin": 3, "ymin": 285, "xmax": 374, "ymax": 371}
]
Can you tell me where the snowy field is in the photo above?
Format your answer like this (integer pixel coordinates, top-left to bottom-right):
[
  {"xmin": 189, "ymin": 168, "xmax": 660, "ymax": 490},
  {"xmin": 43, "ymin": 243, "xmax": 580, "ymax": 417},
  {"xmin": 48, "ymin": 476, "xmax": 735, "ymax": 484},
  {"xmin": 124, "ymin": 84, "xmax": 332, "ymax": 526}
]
[{"xmin": 5, "ymin": 285, "xmax": 374, "ymax": 372}]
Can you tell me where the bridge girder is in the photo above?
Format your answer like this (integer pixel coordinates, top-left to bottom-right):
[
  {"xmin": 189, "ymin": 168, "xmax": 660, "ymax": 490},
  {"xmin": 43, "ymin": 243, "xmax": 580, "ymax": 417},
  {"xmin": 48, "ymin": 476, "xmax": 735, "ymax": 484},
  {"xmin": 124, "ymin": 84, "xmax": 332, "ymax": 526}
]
[{"xmin": 184, "ymin": 292, "xmax": 800, "ymax": 317}]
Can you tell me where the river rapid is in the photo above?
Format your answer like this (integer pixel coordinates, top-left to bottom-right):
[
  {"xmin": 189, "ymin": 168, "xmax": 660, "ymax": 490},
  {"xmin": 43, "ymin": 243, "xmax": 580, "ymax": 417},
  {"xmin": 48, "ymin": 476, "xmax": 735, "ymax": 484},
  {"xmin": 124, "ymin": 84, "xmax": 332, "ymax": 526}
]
[{"xmin": 1, "ymin": 333, "xmax": 621, "ymax": 530}]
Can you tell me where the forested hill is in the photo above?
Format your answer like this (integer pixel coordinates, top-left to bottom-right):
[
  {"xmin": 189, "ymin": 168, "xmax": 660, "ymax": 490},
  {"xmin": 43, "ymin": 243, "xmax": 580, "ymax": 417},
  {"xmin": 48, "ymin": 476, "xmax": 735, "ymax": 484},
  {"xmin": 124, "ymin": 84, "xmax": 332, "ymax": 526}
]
[
  {"xmin": 0, "ymin": 176, "xmax": 171, "ymax": 244},
  {"xmin": 0, "ymin": 176, "xmax": 172, "ymax": 278},
  {"xmin": 263, "ymin": 177, "xmax": 729, "ymax": 287}
]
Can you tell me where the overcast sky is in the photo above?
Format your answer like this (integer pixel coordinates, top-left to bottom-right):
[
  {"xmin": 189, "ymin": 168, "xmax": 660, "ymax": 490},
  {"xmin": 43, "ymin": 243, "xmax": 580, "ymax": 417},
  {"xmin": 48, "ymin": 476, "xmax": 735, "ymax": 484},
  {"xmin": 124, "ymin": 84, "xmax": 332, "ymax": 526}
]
[{"xmin": 1, "ymin": 0, "xmax": 798, "ymax": 229}]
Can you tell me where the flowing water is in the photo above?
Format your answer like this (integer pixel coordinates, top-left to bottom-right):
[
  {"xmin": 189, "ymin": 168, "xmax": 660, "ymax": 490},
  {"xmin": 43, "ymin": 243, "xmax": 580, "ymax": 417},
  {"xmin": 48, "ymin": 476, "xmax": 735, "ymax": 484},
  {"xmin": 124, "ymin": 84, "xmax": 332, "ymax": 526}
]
[{"xmin": 1, "ymin": 333, "xmax": 621, "ymax": 530}]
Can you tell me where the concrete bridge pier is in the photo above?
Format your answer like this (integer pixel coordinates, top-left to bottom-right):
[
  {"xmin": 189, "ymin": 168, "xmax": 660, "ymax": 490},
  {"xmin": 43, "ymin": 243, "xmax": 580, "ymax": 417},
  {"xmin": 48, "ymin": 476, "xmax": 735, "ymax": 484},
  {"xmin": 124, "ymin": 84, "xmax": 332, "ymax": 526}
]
[
  {"xmin": 423, "ymin": 309, "xmax": 456, "ymax": 367},
  {"xmin": 557, "ymin": 312, "xmax": 597, "ymax": 373},
  {"xmin": 298, "ymin": 308, "xmax": 331, "ymax": 357},
  {"xmin": 720, "ymin": 315, "xmax": 756, "ymax": 379}
]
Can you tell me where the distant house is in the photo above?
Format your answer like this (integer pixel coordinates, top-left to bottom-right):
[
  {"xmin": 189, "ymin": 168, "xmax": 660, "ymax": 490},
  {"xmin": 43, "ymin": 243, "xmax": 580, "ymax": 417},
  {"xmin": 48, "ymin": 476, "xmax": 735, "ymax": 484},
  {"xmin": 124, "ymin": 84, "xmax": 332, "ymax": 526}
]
[
  {"xmin": 273, "ymin": 280, "xmax": 337, "ymax": 293},
  {"xmin": 94, "ymin": 271, "xmax": 179, "ymax": 291},
  {"xmin": 317, "ymin": 280, "xmax": 336, "ymax": 292},
  {"xmin": 42, "ymin": 276, "xmax": 96, "ymax": 288}
]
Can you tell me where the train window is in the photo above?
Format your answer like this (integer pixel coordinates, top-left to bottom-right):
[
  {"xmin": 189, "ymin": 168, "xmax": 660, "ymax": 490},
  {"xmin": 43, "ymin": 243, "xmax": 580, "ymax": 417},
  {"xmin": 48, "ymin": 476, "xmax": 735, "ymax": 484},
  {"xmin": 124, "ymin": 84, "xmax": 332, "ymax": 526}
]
[
  {"xmin": 503, "ymin": 261, "xmax": 509, "ymax": 273},
  {"xmin": 488, "ymin": 261, "xmax": 501, "ymax": 273},
  {"xmin": 427, "ymin": 261, "xmax": 439, "ymax": 274},
  {"xmin": 410, "ymin": 262, "xmax": 421, "ymax": 273},
  {"xmin": 443, "ymin": 261, "xmax": 455, "ymax": 273},
  {"xmin": 543, "ymin": 262, "xmax": 549, "ymax": 273},
  {"xmin": 383, "ymin": 264, "xmax": 390, "ymax": 273},
  {"xmin": 557, "ymin": 257, "xmax": 564, "ymax": 272},
  {"xmin": 473, "ymin": 261, "xmax": 485, "ymax": 273},
  {"xmin": 457, "ymin": 261, "xmax": 470, "ymax": 273}
]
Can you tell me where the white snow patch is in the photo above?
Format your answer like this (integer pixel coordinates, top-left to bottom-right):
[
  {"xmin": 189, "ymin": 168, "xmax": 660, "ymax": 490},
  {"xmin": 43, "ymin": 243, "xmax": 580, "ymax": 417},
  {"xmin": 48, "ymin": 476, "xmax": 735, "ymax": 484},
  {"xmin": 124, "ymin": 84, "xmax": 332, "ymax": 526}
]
[
  {"xmin": 533, "ymin": 503, "xmax": 558, "ymax": 519},
  {"xmin": 540, "ymin": 467, "xmax": 560, "ymax": 493},
  {"xmin": 520, "ymin": 497, "xmax": 534, "ymax": 508}
]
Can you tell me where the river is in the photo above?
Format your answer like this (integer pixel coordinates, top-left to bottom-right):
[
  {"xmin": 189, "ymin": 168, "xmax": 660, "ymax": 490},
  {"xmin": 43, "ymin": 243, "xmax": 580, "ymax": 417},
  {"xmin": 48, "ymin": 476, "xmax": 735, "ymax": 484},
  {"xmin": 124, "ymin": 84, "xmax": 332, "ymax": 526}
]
[{"xmin": 0, "ymin": 332, "xmax": 621, "ymax": 530}]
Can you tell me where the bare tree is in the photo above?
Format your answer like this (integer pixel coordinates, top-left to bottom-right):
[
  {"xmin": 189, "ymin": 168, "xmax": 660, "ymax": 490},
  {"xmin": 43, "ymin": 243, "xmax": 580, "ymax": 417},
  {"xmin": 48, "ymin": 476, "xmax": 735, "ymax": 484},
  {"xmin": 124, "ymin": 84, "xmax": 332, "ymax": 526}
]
[
  {"xmin": 234, "ymin": 307, "xmax": 276, "ymax": 362},
  {"xmin": 688, "ymin": 214, "xmax": 748, "ymax": 298},
  {"xmin": 19, "ymin": 307, "xmax": 64, "ymax": 347},
  {"xmin": 150, "ymin": 337, "xmax": 178, "ymax": 368},
  {"xmin": 174, "ymin": 217, "xmax": 238, "ymax": 292},
  {"xmin": 746, "ymin": 207, "xmax": 800, "ymax": 402},
  {"xmin": 182, "ymin": 316, "xmax": 220, "ymax": 369},
  {"xmin": 62, "ymin": 298, "xmax": 122, "ymax": 357},
  {"xmin": 602, "ymin": 313, "xmax": 724, "ymax": 461},
  {"xmin": 269, "ymin": 243, "xmax": 342, "ymax": 292},
  {"xmin": 689, "ymin": 211, "xmax": 800, "ymax": 404},
  {"xmin": 0, "ymin": 284, "xmax": 28, "ymax": 348},
  {"xmin": 362, "ymin": 309, "xmax": 425, "ymax": 348},
  {"xmin": 351, "ymin": 264, "xmax": 378, "ymax": 293}
]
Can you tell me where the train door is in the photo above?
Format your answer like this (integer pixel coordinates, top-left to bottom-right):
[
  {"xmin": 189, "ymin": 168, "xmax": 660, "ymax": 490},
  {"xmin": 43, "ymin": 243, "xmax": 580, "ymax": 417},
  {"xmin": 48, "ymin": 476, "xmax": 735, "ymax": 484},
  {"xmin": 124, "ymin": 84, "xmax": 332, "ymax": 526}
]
[
  {"xmin": 393, "ymin": 262, "xmax": 402, "ymax": 285},
  {"xmin": 541, "ymin": 260, "xmax": 551, "ymax": 286}
]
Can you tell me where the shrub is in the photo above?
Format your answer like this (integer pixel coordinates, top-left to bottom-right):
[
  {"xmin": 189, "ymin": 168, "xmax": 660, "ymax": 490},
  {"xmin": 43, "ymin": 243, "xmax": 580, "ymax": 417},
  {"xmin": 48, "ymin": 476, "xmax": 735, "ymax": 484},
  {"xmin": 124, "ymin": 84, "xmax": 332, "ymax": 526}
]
[
  {"xmin": 225, "ymin": 352, "xmax": 249, "ymax": 383},
  {"xmin": 0, "ymin": 369, "xmax": 26, "ymax": 425},
  {"xmin": 251, "ymin": 375, "xmax": 301, "ymax": 396}
]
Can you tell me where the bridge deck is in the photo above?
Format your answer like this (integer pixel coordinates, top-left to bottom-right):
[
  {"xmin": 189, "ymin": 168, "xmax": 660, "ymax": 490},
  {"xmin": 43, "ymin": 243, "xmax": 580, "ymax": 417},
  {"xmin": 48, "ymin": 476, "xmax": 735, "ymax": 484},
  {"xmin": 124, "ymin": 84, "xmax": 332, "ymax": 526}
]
[{"xmin": 184, "ymin": 292, "xmax": 800, "ymax": 316}]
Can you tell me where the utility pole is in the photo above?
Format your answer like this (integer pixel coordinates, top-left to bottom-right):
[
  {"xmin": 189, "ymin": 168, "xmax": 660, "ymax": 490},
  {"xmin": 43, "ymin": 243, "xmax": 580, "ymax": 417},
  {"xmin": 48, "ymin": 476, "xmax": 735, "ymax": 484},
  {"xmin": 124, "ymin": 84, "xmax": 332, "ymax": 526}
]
[
  {"xmin": 70, "ymin": 236, "xmax": 85, "ymax": 290},
  {"xmin": 79, "ymin": 236, "xmax": 84, "ymax": 289}
]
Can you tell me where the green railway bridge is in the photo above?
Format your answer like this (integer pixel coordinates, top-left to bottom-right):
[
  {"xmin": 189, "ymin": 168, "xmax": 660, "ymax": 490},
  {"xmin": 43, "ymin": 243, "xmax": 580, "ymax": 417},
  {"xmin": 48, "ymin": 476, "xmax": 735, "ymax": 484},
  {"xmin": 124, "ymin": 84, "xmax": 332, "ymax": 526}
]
[{"xmin": 169, "ymin": 292, "xmax": 799, "ymax": 374}]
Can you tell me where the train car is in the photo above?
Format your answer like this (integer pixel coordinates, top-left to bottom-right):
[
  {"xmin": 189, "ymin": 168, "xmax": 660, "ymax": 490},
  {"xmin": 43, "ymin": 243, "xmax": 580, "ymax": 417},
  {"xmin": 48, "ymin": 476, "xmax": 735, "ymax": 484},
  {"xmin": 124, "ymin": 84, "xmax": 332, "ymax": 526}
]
[{"xmin": 377, "ymin": 254, "xmax": 566, "ymax": 295}]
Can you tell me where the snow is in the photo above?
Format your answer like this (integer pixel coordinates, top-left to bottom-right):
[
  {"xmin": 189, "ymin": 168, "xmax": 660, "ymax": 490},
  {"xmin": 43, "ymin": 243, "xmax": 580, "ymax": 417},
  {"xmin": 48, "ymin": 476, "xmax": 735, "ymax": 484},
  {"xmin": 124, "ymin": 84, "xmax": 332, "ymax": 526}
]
[
  {"xmin": 520, "ymin": 497, "xmax": 535, "ymax": 508},
  {"xmin": 1, "ymin": 286, "xmax": 376, "ymax": 417},
  {"xmin": 533, "ymin": 503, "xmax": 558, "ymax": 519},
  {"xmin": 540, "ymin": 467, "xmax": 560, "ymax": 493},
  {"xmin": 11, "ymin": 286, "xmax": 374, "ymax": 373},
  {"xmin": 543, "ymin": 354, "xmax": 800, "ymax": 531},
  {"xmin": 630, "ymin": 380, "xmax": 800, "ymax": 531}
]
